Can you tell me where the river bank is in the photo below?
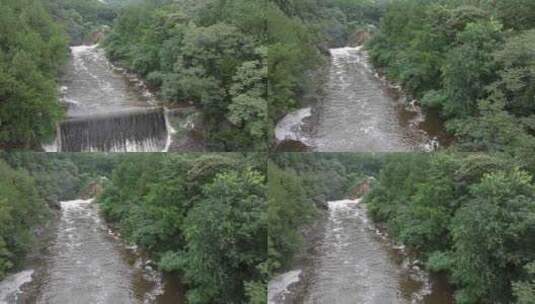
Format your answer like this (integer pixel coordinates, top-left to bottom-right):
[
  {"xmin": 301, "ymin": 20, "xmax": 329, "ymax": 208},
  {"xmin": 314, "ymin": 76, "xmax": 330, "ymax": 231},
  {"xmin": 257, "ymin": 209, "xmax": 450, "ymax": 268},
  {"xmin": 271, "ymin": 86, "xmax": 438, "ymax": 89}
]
[
  {"xmin": 0, "ymin": 198, "xmax": 184, "ymax": 304},
  {"xmin": 42, "ymin": 44, "xmax": 207, "ymax": 152},
  {"xmin": 273, "ymin": 43, "xmax": 453, "ymax": 152},
  {"xmin": 269, "ymin": 198, "xmax": 454, "ymax": 304}
]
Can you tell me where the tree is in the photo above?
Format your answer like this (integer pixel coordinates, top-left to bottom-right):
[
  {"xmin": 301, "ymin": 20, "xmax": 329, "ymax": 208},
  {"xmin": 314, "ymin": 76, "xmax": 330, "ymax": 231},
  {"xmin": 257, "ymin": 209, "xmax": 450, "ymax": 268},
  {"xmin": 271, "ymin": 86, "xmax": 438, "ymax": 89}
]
[
  {"xmin": 103, "ymin": 1, "xmax": 268, "ymax": 151},
  {"xmin": 267, "ymin": 162, "xmax": 314, "ymax": 273},
  {"xmin": 441, "ymin": 20, "xmax": 502, "ymax": 117},
  {"xmin": 0, "ymin": 159, "xmax": 50, "ymax": 279},
  {"xmin": 492, "ymin": 30, "xmax": 535, "ymax": 116},
  {"xmin": 227, "ymin": 47, "xmax": 268, "ymax": 149},
  {"xmin": 513, "ymin": 262, "xmax": 535, "ymax": 304},
  {"xmin": 175, "ymin": 169, "xmax": 266, "ymax": 304},
  {"xmin": 451, "ymin": 169, "xmax": 535, "ymax": 303},
  {"xmin": 0, "ymin": 0, "xmax": 67, "ymax": 149}
]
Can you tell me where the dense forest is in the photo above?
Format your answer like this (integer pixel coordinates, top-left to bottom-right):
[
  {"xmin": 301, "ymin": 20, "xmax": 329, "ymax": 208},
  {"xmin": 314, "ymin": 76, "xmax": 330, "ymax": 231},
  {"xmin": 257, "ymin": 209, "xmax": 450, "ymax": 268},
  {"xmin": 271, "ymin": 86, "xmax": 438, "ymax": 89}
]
[
  {"xmin": 0, "ymin": 153, "xmax": 266, "ymax": 304},
  {"xmin": 268, "ymin": 153, "xmax": 535, "ymax": 304},
  {"xmin": 367, "ymin": 0, "xmax": 535, "ymax": 157},
  {"xmin": 269, "ymin": 0, "xmax": 535, "ymax": 155},
  {"xmin": 44, "ymin": 0, "xmax": 116, "ymax": 45},
  {"xmin": 0, "ymin": 0, "xmax": 68, "ymax": 150},
  {"xmin": 99, "ymin": 153, "xmax": 267, "ymax": 304},
  {"xmin": 366, "ymin": 153, "xmax": 535, "ymax": 304},
  {"xmin": 0, "ymin": 153, "xmax": 114, "ymax": 280},
  {"xmin": 268, "ymin": 0, "xmax": 384, "ymax": 130},
  {"xmin": 0, "ymin": 0, "xmax": 267, "ymax": 151},
  {"xmin": 102, "ymin": 0, "xmax": 267, "ymax": 151},
  {"xmin": 0, "ymin": 158, "xmax": 50, "ymax": 280}
]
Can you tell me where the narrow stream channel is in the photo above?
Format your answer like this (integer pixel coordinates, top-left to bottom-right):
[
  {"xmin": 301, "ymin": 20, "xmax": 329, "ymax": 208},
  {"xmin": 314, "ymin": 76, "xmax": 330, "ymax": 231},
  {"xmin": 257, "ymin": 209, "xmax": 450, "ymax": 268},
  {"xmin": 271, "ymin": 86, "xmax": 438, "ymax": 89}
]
[
  {"xmin": 0, "ymin": 199, "xmax": 184, "ymax": 304},
  {"xmin": 275, "ymin": 46, "xmax": 451, "ymax": 152},
  {"xmin": 43, "ymin": 45, "xmax": 174, "ymax": 152}
]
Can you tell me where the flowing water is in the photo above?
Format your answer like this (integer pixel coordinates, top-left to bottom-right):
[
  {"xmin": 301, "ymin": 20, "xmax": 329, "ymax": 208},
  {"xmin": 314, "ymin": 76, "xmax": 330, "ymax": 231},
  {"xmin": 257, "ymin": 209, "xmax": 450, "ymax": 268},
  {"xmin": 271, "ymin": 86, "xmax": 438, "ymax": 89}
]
[
  {"xmin": 2, "ymin": 199, "xmax": 184, "ymax": 304},
  {"xmin": 44, "ymin": 45, "xmax": 172, "ymax": 152},
  {"xmin": 0, "ymin": 271, "xmax": 34, "ymax": 304},
  {"xmin": 275, "ymin": 46, "xmax": 450, "ymax": 152},
  {"xmin": 269, "ymin": 199, "xmax": 454, "ymax": 304}
]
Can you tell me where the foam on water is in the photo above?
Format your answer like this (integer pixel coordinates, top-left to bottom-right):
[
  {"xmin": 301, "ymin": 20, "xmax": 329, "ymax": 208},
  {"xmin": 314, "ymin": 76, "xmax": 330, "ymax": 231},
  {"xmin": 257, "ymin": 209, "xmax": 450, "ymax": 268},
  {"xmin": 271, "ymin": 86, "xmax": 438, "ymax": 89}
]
[
  {"xmin": 267, "ymin": 270, "xmax": 302, "ymax": 304},
  {"xmin": 274, "ymin": 107, "xmax": 312, "ymax": 143},
  {"xmin": 34, "ymin": 198, "xmax": 168, "ymax": 304},
  {"xmin": 163, "ymin": 107, "xmax": 177, "ymax": 153},
  {"xmin": 300, "ymin": 198, "xmax": 441, "ymax": 304},
  {"xmin": 0, "ymin": 270, "xmax": 34, "ymax": 304},
  {"xmin": 312, "ymin": 46, "xmax": 439, "ymax": 152},
  {"xmin": 44, "ymin": 44, "xmax": 172, "ymax": 152}
]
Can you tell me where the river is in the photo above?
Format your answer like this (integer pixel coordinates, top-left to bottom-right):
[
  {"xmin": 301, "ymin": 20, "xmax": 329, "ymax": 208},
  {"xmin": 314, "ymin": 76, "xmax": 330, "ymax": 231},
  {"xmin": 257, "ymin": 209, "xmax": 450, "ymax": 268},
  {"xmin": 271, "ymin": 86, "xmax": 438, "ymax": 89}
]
[
  {"xmin": 43, "ymin": 45, "xmax": 179, "ymax": 152},
  {"xmin": 268, "ymin": 199, "xmax": 454, "ymax": 304},
  {"xmin": 275, "ymin": 46, "xmax": 451, "ymax": 152},
  {"xmin": 0, "ymin": 199, "xmax": 184, "ymax": 304}
]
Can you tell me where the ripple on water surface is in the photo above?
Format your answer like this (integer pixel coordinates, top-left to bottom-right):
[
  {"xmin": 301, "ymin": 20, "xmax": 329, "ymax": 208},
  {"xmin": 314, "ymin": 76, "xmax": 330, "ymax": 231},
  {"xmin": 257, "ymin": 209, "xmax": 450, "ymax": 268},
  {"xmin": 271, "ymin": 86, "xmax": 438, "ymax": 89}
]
[
  {"xmin": 33, "ymin": 199, "xmax": 167, "ymax": 304},
  {"xmin": 44, "ymin": 45, "xmax": 172, "ymax": 152},
  {"xmin": 301, "ymin": 199, "xmax": 452, "ymax": 304},
  {"xmin": 270, "ymin": 46, "xmax": 446, "ymax": 152}
]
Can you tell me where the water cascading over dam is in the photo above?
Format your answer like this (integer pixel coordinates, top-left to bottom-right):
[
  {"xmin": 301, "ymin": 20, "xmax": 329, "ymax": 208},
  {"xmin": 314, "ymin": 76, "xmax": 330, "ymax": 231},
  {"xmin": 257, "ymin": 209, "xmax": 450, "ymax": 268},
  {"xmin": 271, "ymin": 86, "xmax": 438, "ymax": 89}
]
[
  {"xmin": 57, "ymin": 108, "xmax": 168, "ymax": 152},
  {"xmin": 45, "ymin": 44, "xmax": 171, "ymax": 152}
]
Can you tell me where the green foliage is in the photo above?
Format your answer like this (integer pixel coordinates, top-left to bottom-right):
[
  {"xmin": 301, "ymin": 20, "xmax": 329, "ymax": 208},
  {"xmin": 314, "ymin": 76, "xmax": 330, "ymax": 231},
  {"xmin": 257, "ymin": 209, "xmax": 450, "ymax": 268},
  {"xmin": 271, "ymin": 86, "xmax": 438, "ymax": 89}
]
[
  {"xmin": 0, "ymin": 159, "xmax": 50, "ymax": 279},
  {"xmin": 268, "ymin": 0, "xmax": 384, "ymax": 137},
  {"xmin": 367, "ymin": 0, "xmax": 535, "ymax": 155},
  {"xmin": 268, "ymin": 153, "xmax": 383, "ymax": 275},
  {"xmin": 98, "ymin": 154, "xmax": 266, "ymax": 304},
  {"xmin": 451, "ymin": 169, "xmax": 535, "ymax": 303},
  {"xmin": 441, "ymin": 20, "xmax": 502, "ymax": 117},
  {"xmin": 44, "ymin": 0, "xmax": 117, "ymax": 45},
  {"xmin": 0, "ymin": 0, "xmax": 68, "ymax": 149},
  {"xmin": 267, "ymin": 162, "xmax": 314, "ymax": 273},
  {"xmin": 102, "ymin": 0, "xmax": 267, "ymax": 151},
  {"xmin": 365, "ymin": 153, "xmax": 535, "ymax": 304},
  {"xmin": 495, "ymin": 0, "xmax": 535, "ymax": 30},
  {"xmin": 179, "ymin": 169, "xmax": 266, "ymax": 304},
  {"xmin": 426, "ymin": 251, "xmax": 453, "ymax": 272},
  {"xmin": 492, "ymin": 30, "xmax": 535, "ymax": 116},
  {"xmin": 1, "ymin": 153, "xmax": 117, "ymax": 206},
  {"xmin": 3, "ymin": 154, "xmax": 78, "ymax": 204},
  {"xmin": 513, "ymin": 262, "xmax": 535, "ymax": 304}
]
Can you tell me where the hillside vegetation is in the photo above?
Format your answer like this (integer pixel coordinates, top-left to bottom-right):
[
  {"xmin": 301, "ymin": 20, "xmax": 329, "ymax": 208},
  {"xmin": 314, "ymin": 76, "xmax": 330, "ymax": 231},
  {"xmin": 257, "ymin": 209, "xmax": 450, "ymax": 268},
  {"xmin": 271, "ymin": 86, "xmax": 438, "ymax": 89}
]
[
  {"xmin": 367, "ymin": 0, "xmax": 535, "ymax": 157},
  {"xmin": 268, "ymin": 153, "xmax": 535, "ymax": 304},
  {"xmin": 98, "ymin": 154, "xmax": 267, "ymax": 304},
  {"xmin": 102, "ymin": 0, "xmax": 267, "ymax": 151}
]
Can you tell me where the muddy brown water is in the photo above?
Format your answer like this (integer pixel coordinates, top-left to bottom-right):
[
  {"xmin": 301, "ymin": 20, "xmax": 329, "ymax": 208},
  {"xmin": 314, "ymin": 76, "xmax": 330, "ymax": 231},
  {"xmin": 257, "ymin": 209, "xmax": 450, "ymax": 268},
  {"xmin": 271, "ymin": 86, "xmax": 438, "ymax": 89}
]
[
  {"xmin": 43, "ymin": 45, "xmax": 173, "ymax": 152},
  {"xmin": 275, "ymin": 46, "xmax": 453, "ymax": 152},
  {"xmin": 0, "ymin": 199, "xmax": 185, "ymax": 304},
  {"xmin": 269, "ymin": 200, "xmax": 455, "ymax": 304}
]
